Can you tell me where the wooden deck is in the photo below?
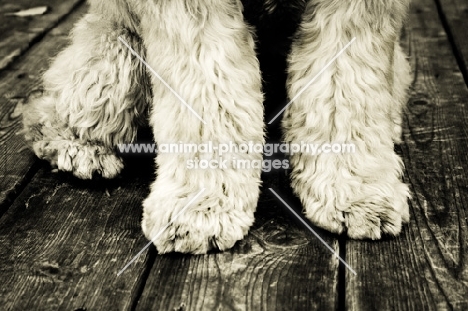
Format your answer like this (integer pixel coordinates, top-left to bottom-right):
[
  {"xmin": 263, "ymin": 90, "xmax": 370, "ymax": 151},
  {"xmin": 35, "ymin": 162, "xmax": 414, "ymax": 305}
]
[{"xmin": 1, "ymin": 0, "xmax": 467, "ymax": 310}]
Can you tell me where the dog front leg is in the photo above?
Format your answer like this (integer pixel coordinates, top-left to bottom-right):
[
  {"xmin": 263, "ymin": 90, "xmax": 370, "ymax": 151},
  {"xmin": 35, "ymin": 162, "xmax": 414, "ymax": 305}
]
[
  {"xmin": 139, "ymin": 0, "xmax": 264, "ymax": 253},
  {"xmin": 282, "ymin": 0, "xmax": 411, "ymax": 239},
  {"xmin": 22, "ymin": 1, "xmax": 151, "ymax": 179}
]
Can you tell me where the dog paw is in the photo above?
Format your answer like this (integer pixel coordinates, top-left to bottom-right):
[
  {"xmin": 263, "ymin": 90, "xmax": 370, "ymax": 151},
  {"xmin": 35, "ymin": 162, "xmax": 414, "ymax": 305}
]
[
  {"xmin": 344, "ymin": 181, "xmax": 410, "ymax": 239},
  {"xmin": 142, "ymin": 179, "xmax": 258, "ymax": 254},
  {"xmin": 32, "ymin": 139, "xmax": 123, "ymax": 179},
  {"xmin": 302, "ymin": 179, "xmax": 410, "ymax": 240}
]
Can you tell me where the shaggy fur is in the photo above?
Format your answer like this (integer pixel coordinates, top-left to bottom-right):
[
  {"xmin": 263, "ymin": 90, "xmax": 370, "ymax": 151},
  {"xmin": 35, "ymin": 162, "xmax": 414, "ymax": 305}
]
[
  {"xmin": 23, "ymin": 10, "xmax": 150, "ymax": 179},
  {"xmin": 22, "ymin": 0, "xmax": 411, "ymax": 253},
  {"xmin": 282, "ymin": 0, "xmax": 411, "ymax": 239}
]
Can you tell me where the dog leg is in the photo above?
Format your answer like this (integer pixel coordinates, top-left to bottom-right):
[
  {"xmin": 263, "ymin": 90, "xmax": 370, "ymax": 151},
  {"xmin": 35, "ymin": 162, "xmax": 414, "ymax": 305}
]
[
  {"xmin": 139, "ymin": 0, "xmax": 264, "ymax": 254},
  {"xmin": 282, "ymin": 0, "xmax": 411, "ymax": 239},
  {"xmin": 22, "ymin": 1, "xmax": 150, "ymax": 179}
]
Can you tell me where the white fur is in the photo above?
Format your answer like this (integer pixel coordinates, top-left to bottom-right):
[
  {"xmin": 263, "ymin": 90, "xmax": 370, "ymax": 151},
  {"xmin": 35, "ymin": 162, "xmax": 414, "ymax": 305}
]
[
  {"xmin": 22, "ymin": 0, "xmax": 412, "ymax": 252},
  {"xmin": 282, "ymin": 0, "xmax": 411, "ymax": 239},
  {"xmin": 23, "ymin": 11, "xmax": 150, "ymax": 179},
  {"xmin": 137, "ymin": 0, "xmax": 264, "ymax": 253}
]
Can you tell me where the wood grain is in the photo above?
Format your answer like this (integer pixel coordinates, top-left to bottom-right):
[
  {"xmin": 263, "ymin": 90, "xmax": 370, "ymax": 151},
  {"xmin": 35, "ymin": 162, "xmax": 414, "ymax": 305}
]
[
  {"xmin": 0, "ymin": 2, "xmax": 87, "ymax": 213},
  {"xmin": 0, "ymin": 0, "xmax": 84, "ymax": 71},
  {"xmin": 346, "ymin": 0, "xmax": 468, "ymax": 309},
  {"xmin": 0, "ymin": 167, "xmax": 154, "ymax": 311},
  {"xmin": 436, "ymin": 0, "xmax": 468, "ymax": 79},
  {"xmin": 2, "ymin": 0, "xmax": 468, "ymax": 309},
  {"xmin": 136, "ymin": 180, "xmax": 340, "ymax": 311}
]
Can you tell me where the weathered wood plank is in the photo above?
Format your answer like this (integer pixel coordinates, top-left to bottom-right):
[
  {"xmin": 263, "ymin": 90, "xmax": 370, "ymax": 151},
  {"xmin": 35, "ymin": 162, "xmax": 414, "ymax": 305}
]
[
  {"xmin": 346, "ymin": 0, "xmax": 468, "ymax": 309},
  {"xmin": 0, "ymin": 163, "xmax": 154, "ymax": 310},
  {"xmin": 0, "ymin": 2, "xmax": 86, "ymax": 213},
  {"xmin": 436, "ymin": 0, "xmax": 468, "ymax": 81},
  {"xmin": 0, "ymin": 3, "xmax": 160, "ymax": 307},
  {"xmin": 0, "ymin": 0, "xmax": 84, "ymax": 71},
  {"xmin": 136, "ymin": 183, "xmax": 340, "ymax": 311}
]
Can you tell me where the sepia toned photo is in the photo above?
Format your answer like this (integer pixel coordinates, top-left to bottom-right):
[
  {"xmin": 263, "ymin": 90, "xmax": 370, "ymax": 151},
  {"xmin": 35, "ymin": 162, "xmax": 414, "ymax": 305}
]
[{"xmin": 1, "ymin": 0, "xmax": 467, "ymax": 310}]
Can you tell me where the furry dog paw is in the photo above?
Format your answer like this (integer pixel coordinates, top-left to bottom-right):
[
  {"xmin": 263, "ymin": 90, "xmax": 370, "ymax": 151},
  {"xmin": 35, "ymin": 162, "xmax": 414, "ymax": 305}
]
[
  {"xmin": 23, "ymin": 102, "xmax": 124, "ymax": 179},
  {"xmin": 21, "ymin": 14, "xmax": 148, "ymax": 180},
  {"xmin": 291, "ymin": 151, "xmax": 410, "ymax": 240},
  {"xmin": 142, "ymin": 166, "xmax": 260, "ymax": 254},
  {"xmin": 142, "ymin": 188, "xmax": 256, "ymax": 254},
  {"xmin": 301, "ymin": 179, "xmax": 410, "ymax": 240},
  {"xmin": 32, "ymin": 138, "xmax": 123, "ymax": 179},
  {"xmin": 344, "ymin": 181, "xmax": 410, "ymax": 239}
]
